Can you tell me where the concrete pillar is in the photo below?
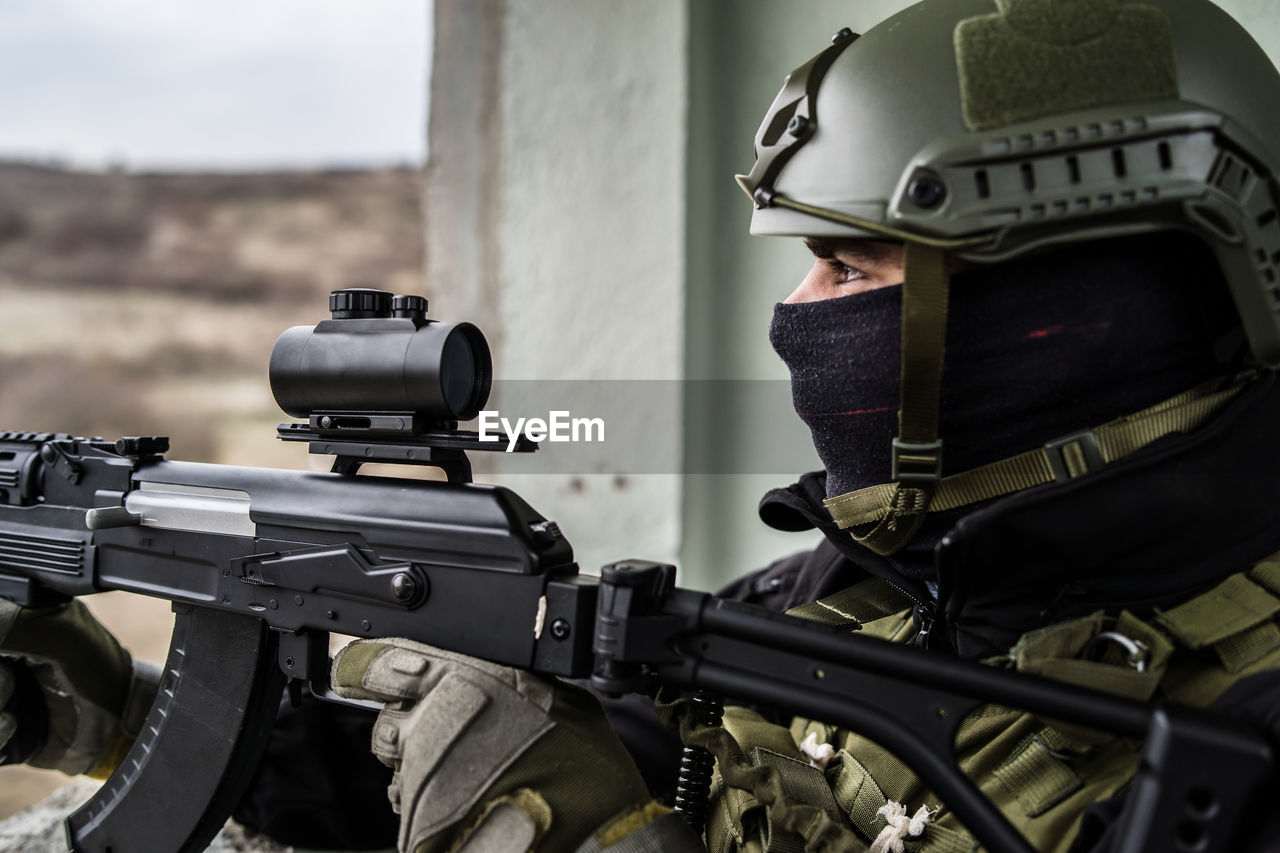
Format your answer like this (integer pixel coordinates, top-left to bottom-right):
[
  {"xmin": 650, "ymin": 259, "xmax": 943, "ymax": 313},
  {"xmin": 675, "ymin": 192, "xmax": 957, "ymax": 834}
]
[{"xmin": 424, "ymin": 0, "xmax": 689, "ymax": 580}]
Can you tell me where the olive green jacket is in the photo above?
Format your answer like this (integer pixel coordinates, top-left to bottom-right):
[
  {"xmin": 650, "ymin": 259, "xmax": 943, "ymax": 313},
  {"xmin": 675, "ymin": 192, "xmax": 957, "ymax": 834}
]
[{"xmin": 701, "ymin": 559, "xmax": 1280, "ymax": 853}]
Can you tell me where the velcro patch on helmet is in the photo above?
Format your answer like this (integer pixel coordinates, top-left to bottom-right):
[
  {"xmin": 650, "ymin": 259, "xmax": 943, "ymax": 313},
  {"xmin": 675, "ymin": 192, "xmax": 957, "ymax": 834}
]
[{"xmin": 955, "ymin": 0, "xmax": 1178, "ymax": 132}]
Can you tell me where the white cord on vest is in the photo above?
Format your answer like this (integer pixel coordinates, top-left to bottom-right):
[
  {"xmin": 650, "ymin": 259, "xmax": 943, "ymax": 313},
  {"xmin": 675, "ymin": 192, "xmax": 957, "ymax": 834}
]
[
  {"xmin": 798, "ymin": 731, "xmax": 835, "ymax": 770},
  {"xmin": 869, "ymin": 801, "xmax": 937, "ymax": 853}
]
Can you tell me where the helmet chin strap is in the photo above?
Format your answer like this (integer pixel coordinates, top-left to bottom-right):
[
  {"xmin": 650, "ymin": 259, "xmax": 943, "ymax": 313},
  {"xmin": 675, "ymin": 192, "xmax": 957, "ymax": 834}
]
[
  {"xmin": 823, "ymin": 244, "xmax": 1253, "ymax": 553},
  {"xmin": 838, "ymin": 242, "xmax": 950, "ymax": 556}
]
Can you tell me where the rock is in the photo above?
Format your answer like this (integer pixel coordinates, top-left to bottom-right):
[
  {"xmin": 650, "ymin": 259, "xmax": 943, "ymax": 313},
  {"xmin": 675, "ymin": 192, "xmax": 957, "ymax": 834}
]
[
  {"xmin": 0, "ymin": 779, "xmax": 100, "ymax": 853},
  {"xmin": 0, "ymin": 779, "xmax": 293, "ymax": 852}
]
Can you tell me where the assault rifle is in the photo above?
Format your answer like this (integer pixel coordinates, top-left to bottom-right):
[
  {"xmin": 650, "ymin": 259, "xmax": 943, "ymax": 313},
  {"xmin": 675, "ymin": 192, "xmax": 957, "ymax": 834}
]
[{"xmin": 0, "ymin": 289, "xmax": 1271, "ymax": 853}]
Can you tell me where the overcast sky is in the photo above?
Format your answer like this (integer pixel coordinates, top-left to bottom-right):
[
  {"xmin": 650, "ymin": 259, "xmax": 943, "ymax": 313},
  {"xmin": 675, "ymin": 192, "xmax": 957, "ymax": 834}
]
[{"xmin": 0, "ymin": 0, "xmax": 428, "ymax": 171}]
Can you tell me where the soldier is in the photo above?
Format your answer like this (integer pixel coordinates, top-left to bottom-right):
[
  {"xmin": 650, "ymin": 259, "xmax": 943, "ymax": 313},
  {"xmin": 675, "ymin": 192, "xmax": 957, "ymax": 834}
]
[{"xmin": 329, "ymin": 0, "xmax": 1280, "ymax": 849}]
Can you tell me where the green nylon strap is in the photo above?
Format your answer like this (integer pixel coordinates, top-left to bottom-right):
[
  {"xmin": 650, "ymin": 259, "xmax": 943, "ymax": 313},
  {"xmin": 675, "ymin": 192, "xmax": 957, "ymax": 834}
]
[
  {"xmin": 785, "ymin": 578, "xmax": 916, "ymax": 630},
  {"xmin": 1251, "ymin": 556, "xmax": 1280, "ymax": 596},
  {"xmin": 681, "ymin": 715, "xmax": 865, "ymax": 852},
  {"xmin": 1235, "ymin": 556, "xmax": 1280, "ymax": 667},
  {"xmin": 829, "ymin": 749, "xmax": 891, "ymax": 839},
  {"xmin": 785, "ymin": 597, "xmax": 862, "ymax": 630},
  {"xmin": 829, "ymin": 749, "xmax": 974, "ymax": 853},
  {"xmin": 828, "ymin": 747, "xmax": 975, "ymax": 853},
  {"xmin": 1003, "ymin": 610, "xmax": 1175, "ymax": 747},
  {"xmin": 826, "ymin": 376, "xmax": 1245, "ymax": 530},
  {"xmin": 654, "ymin": 693, "xmax": 866, "ymax": 853},
  {"xmin": 1213, "ymin": 621, "xmax": 1280, "ymax": 674},
  {"xmin": 748, "ymin": 748, "xmax": 844, "ymax": 823},
  {"xmin": 1010, "ymin": 612, "xmax": 1170, "ymax": 706},
  {"xmin": 896, "ymin": 242, "xmax": 949, "ymax": 444},
  {"xmin": 910, "ymin": 825, "xmax": 978, "ymax": 853},
  {"xmin": 991, "ymin": 732, "xmax": 1083, "ymax": 818},
  {"xmin": 748, "ymin": 747, "xmax": 845, "ymax": 852},
  {"xmin": 847, "ymin": 242, "xmax": 950, "ymax": 556},
  {"xmin": 1155, "ymin": 573, "xmax": 1280, "ymax": 650}
]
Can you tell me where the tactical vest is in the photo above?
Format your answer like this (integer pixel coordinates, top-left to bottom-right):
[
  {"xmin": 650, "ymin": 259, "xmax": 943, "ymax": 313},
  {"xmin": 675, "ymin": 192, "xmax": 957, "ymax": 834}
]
[{"xmin": 695, "ymin": 551, "xmax": 1280, "ymax": 853}]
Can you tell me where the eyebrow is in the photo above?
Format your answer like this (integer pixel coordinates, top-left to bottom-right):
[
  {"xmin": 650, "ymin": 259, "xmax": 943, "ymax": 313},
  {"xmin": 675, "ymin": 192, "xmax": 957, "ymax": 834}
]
[{"xmin": 804, "ymin": 238, "xmax": 899, "ymax": 267}]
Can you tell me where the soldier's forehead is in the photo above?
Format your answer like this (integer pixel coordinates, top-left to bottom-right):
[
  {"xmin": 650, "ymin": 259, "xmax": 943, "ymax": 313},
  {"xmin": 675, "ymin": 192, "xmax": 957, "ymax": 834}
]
[{"xmin": 803, "ymin": 238, "xmax": 902, "ymax": 265}]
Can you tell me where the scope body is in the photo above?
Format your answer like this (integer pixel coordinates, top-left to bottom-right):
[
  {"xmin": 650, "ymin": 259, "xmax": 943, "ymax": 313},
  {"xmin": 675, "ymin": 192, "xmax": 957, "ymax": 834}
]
[{"xmin": 269, "ymin": 291, "xmax": 492, "ymax": 423}]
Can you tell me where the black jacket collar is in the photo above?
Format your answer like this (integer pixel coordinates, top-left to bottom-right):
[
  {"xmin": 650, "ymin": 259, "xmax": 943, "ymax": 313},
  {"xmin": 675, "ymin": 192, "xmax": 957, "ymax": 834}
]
[
  {"xmin": 757, "ymin": 469, "xmax": 933, "ymax": 609},
  {"xmin": 759, "ymin": 373, "xmax": 1280, "ymax": 659}
]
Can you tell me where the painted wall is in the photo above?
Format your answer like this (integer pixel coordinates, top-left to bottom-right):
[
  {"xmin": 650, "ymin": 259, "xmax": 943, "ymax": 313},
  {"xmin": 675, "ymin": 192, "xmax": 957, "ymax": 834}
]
[
  {"xmin": 424, "ymin": 0, "xmax": 690, "ymax": 580},
  {"xmin": 682, "ymin": 0, "xmax": 920, "ymax": 589}
]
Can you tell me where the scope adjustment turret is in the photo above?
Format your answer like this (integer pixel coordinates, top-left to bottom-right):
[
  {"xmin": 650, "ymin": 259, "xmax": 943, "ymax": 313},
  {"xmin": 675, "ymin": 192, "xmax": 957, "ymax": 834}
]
[
  {"xmin": 330, "ymin": 288, "xmax": 393, "ymax": 319},
  {"xmin": 391, "ymin": 294, "xmax": 428, "ymax": 321}
]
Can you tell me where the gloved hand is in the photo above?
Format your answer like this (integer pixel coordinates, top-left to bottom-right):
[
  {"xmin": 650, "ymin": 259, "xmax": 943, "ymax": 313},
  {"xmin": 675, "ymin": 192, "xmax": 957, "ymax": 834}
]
[
  {"xmin": 332, "ymin": 638, "xmax": 703, "ymax": 853},
  {"xmin": 0, "ymin": 598, "xmax": 160, "ymax": 778}
]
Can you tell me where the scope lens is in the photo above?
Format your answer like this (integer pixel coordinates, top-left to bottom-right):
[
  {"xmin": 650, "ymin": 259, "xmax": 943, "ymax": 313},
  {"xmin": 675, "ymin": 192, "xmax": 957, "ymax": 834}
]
[{"xmin": 440, "ymin": 329, "xmax": 488, "ymax": 418}]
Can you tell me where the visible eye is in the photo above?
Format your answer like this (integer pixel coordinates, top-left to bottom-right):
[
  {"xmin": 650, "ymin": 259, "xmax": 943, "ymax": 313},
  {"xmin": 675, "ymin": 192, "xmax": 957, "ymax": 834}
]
[{"xmin": 825, "ymin": 258, "xmax": 867, "ymax": 284}]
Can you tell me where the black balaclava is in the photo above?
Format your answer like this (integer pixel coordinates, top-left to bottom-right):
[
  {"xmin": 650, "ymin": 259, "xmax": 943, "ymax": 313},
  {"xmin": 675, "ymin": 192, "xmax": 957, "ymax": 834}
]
[{"xmin": 769, "ymin": 232, "xmax": 1240, "ymax": 583}]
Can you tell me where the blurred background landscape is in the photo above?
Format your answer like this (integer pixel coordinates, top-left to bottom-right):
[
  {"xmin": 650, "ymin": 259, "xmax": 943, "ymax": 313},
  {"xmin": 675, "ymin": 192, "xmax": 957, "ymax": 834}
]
[
  {"xmin": 0, "ymin": 0, "xmax": 426, "ymax": 818},
  {"xmin": 0, "ymin": 158, "xmax": 426, "ymax": 819},
  {"xmin": 0, "ymin": 161, "xmax": 423, "ymax": 463}
]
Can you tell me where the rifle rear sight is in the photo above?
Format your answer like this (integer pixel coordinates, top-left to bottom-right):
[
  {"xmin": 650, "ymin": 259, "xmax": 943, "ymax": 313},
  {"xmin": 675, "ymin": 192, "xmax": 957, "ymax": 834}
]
[{"xmin": 270, "ymin": 288, "xmax": 533, "ymax": 481}]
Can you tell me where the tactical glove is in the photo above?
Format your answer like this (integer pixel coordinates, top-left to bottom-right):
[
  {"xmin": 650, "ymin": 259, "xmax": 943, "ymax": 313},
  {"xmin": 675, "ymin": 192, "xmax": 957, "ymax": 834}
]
[
  {"xmin": 0, "ymin": 598, "xmax": 160, "ymax": 778},
  {"xmin": 332, "ymin": 638, "xmax": 704, "ymax": 853}
]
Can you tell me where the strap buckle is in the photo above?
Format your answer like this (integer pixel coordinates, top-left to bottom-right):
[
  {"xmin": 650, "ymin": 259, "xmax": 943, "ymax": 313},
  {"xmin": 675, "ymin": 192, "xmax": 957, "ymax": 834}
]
[
  {"xmin": 891, "ymin": 438, "xmax": 942, "ymax": 484},
  {"xmin": 1081, "ymin": 631, "xmax": 1150, "ymax": 672},
  {"xmin": 1044, "ymin": 430, "xmax": 1104, "ymax": 483}
]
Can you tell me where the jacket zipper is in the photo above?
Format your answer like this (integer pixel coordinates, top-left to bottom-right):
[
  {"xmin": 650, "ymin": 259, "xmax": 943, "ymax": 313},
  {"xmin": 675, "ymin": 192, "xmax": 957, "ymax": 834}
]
[{"xmin": 874, "ymin": 576, "xmax": 937, "ymax": 649}]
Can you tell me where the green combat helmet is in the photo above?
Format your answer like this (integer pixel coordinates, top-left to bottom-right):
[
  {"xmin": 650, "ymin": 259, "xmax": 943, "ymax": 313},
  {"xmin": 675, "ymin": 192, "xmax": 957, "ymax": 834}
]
[{"xmin": 738, "ymin": 0, "xmax": 1280, "ymax": 554}]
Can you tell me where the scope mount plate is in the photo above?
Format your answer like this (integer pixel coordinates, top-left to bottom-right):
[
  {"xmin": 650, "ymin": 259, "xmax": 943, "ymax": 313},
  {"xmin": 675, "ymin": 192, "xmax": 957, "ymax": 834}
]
[{"xmin": 277, "ymin": 417, "xmax": 536, "ymax": 482}]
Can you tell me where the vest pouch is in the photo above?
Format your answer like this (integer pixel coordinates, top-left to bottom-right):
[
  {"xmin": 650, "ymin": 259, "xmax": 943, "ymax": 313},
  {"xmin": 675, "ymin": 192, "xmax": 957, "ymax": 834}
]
[{"xmin": 1005, "ymin": 611, "xmax": 1174, "ymax": 746}]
